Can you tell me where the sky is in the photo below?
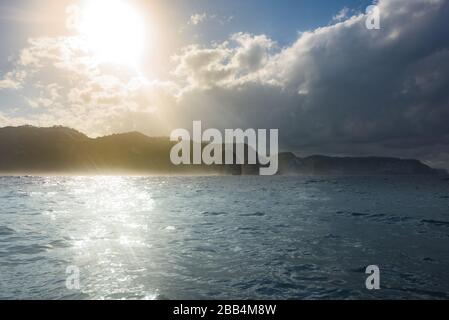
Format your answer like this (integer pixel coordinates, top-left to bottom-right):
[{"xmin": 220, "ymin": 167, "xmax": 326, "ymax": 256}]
[{"xmin": 1, "ymin": 0, "xmax": 449, "ymax": 169}]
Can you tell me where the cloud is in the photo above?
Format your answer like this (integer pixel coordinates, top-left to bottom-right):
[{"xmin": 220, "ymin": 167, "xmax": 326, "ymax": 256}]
[
  {"xmin": 188, "ymin": 12, "xmax": 234, "ymax": 26},
  {"xmin": 189, "ymin": 13, "xmax": 207, "ymax": 25},
  {"xmin": 0, "ymin": 26, "xmax": 178, "ymax": 136},
  {"xmin": 173, "ymin": 33, "xmax": 275, "ymax": 89},
  {"xmin": 0, "ymin": 70, "xmax": 26, "ymax": 90},
  {"xmin": 170, "ymin": 0, "xmax": 449, "ymax": 167},
  {"xmin": 332, "ymin": 7, "xmax": 351, "ymax": 22}
]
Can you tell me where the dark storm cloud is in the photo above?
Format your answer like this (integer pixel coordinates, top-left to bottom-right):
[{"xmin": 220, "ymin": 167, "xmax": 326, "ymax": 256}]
[{"xmin": 174, "ymin": 0, "xmax": 449, "ymax": 168}]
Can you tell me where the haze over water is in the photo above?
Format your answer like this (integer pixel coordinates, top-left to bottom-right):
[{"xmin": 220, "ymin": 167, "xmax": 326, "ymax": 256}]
[{"xmin": 1, "ymin": 176, "xmax": 448, "ymax": 299}]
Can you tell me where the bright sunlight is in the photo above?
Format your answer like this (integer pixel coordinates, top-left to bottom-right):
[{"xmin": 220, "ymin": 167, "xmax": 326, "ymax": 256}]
[{"xmin": 77, "ymin": 0, "xmax": 147, "ymax": 67}]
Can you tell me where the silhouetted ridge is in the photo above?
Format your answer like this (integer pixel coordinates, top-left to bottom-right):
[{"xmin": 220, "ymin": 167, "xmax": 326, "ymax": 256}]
[
  {"xmin": 278, "ymin": 153, "xmax": 444, "ymax": 175},
  {"xmin": 0, "ymin": 126, "xmax": 445, "ymax": 175},
  {"xmin": 0, "ymin": 126, "xmax": 239, "ymax": 175}
]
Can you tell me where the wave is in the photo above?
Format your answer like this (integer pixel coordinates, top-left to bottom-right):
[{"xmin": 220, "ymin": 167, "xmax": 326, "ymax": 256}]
[
  {"xmin": 240, "ymin": 212, "xmax": 266, "ymax": 217},
  {"xmin": 201, "ymin": 211, "xmax": 228, "ymax": 216},
  {"xmin": 0, "ymin": 226, "xmax": 15, "ymax": 236},
  {"xmin": 421, "ymin": 219, "xmax": 449, "ymax": 228}
]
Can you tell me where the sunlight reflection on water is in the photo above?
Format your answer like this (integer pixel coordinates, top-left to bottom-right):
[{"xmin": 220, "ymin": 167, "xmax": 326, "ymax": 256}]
[{"xmin": 61, "ymin": 177, "xmax": 156, "ymax": 299}]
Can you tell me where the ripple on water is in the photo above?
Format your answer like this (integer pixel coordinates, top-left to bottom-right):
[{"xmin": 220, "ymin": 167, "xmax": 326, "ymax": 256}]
[
  {"xmin": 0, "ymin": 226, "xmax": 15, "ymax": 236},
  {"xmin": 6, "ymin": 244, "xmax": 50, "ymax": 255},
  {"xmin": 239, "ymin": 212, "xmax": 266, "ymax": 217},
  {"xmin": 421, "ymin": 219, "xmax": 449, "ymax": 228},
  {"xmin": 201, "ymin": 211, "xmax": 228, "ymax": 216}
]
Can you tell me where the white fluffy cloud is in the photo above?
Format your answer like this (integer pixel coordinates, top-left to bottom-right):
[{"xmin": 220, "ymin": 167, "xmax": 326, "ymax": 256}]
[
  {"xmin": 0, "ymin": 31, "xmax": 180, "ymax": 136},
  {"xmin": 173, "ymin": 33, "xmax": 275, "ymax": 89}
]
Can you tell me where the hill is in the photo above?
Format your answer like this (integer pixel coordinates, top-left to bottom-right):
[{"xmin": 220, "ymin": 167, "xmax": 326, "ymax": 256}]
[{"xmin": 0, "ymin": 126, "xmax": 445, "ymax": 176}]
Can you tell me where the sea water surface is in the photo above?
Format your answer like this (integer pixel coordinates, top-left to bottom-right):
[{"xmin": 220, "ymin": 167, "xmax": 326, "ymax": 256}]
[{"xmin": 0, "ymin": 176, "xmax": 449, "ymax": 299}]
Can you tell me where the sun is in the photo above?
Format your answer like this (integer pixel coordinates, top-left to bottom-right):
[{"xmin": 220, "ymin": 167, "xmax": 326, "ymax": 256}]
[{"xmin": 77, "ymin": 0, "xmax": 147, "ymax": 68}]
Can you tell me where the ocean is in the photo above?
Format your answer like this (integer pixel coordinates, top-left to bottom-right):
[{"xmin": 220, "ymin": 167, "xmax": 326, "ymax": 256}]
[{"xmin": 0, "ymin": 175, "xmax": 448, "ymax": 299}]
